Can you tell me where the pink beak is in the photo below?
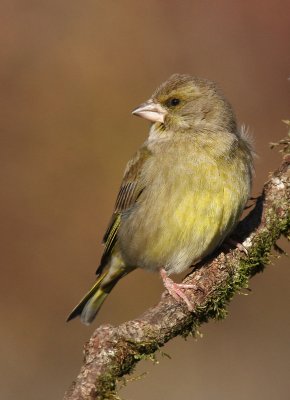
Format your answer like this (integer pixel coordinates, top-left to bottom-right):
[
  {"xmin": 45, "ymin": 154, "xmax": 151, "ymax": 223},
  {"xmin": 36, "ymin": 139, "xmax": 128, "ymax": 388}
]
[{"xmin": 132, "ymin": 99, "xmax": 167, "ymax": 123}]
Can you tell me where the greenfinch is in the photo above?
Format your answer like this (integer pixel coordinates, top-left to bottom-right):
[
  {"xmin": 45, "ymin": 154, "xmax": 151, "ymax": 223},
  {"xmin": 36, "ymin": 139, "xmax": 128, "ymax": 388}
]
[{"xmin": 67, "ymin": 74, "xmax": 254, "ymax": 325}]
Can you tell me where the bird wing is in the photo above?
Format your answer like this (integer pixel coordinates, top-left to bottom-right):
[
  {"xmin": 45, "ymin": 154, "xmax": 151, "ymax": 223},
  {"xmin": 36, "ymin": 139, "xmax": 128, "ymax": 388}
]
[{"xmin": 96, "ymin": 146, "xmax": 151, "ymax": 274}]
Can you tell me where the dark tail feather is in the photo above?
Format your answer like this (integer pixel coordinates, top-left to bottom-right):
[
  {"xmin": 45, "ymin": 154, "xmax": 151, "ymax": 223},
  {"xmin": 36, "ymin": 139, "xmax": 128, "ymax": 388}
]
[
  {"xmin": 66, "ymin": 272, "xmax": 108, "ymax": 323},
  {"xmin": 66, "ymin": 267, "xmax": 128, "ymax": 325}
]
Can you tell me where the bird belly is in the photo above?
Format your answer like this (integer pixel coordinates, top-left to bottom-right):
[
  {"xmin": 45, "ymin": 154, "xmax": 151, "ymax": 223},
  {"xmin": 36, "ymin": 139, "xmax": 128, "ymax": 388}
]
[{"xmin": 118, "ymin": 157, "xmax": 249, "ymax": 275}]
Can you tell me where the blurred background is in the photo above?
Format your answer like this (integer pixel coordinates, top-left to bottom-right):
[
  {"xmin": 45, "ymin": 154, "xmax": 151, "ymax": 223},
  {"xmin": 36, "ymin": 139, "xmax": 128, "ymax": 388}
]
[{"xmin": 1, "ymin": 1, "xmax": 290, "ymax": 399}]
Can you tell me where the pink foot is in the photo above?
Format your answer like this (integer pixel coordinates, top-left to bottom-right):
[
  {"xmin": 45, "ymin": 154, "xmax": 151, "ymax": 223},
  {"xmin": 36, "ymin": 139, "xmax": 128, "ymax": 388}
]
[
  {"xmin": 160, "ymin": 268, "xmax": 195, "ymax": 311},
  {"xmin": 226, "ymin": 238, "xmax": 248, "ymax": 255}
]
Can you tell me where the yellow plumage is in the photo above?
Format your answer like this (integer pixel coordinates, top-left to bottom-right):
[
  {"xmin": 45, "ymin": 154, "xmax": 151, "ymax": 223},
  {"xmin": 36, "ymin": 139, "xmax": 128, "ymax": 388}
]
[{"xmin": 67, "ymin": 74, "xmax": 254, "ymax": 324}]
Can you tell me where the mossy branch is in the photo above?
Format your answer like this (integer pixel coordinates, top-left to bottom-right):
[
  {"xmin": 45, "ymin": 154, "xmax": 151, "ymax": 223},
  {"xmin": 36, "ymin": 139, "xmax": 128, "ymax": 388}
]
[{"xmin": 64, "ymin": 137, "xmax": 290, "ymax": 400}]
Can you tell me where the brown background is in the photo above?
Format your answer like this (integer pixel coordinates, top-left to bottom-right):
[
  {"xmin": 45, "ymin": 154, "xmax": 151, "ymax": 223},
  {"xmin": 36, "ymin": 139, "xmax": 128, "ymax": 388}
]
[{"xmin": 1, "ymin": 1, "xmax": 290, "ymax": 399}]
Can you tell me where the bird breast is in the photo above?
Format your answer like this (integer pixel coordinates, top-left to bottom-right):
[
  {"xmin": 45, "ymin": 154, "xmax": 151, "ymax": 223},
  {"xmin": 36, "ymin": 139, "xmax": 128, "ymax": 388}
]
[{"xmin": 118, "ymin": 137, "xmax": 251, "ymax": 275}]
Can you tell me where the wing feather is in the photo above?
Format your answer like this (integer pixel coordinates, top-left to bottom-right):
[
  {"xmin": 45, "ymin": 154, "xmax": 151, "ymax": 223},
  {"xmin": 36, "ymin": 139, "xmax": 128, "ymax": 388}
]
[{"xmin": 96, "ymin": 146, "xmax": 151, "ymax": 274}]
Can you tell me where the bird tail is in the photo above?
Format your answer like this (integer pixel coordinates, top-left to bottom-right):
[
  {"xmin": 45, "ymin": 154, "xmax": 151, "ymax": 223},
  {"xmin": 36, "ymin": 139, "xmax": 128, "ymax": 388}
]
[{"xmin": 66, "ymin": 267, "xmax": 126, "ymax": 325}]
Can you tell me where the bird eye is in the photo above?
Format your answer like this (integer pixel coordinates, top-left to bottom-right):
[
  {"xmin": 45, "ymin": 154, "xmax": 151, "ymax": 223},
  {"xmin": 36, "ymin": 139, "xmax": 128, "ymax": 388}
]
[{"xmin": 169, "ymin": 98, "xmax": 180, "ymax": 107}]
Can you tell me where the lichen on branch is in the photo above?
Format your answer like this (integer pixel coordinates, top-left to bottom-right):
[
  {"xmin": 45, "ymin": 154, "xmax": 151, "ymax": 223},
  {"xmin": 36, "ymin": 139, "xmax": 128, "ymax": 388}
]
[{"xmin": 64, "ymin": 138, "xmax": 290, "ymax": 400}]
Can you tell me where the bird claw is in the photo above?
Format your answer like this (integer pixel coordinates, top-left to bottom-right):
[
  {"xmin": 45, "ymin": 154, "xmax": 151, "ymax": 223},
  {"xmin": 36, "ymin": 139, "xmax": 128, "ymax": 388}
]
[
  {"xmin": 223, "ymin": 237, "xmax": 248, "ymax": 255},
  {"xmin": 160, "ymin": 268, "xmax": 195, "ymax": 311},
  {"xmin": 236, "ymin": 242, "xmax": 249, "ymax": 255}
]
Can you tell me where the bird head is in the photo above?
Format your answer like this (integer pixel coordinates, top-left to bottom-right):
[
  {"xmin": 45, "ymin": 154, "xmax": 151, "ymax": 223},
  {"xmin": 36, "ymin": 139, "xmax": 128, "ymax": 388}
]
[{"xmin": 132, "ymin": 74, "xmax": 237, "ymax": 134}]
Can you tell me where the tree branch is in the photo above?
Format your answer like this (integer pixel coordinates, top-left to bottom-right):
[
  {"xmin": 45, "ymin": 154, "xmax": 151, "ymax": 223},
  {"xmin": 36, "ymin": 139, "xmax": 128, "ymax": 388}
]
[{"xmin": 64, "ymin": 148, "xmax": 290, "ymax": 400}]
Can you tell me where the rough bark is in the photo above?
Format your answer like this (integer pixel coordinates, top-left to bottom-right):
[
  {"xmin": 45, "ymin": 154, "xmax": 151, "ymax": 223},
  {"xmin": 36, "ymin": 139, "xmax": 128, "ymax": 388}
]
[{"xmin": 64, "ymin": 149, "xmax": 290, "ymax": 400}]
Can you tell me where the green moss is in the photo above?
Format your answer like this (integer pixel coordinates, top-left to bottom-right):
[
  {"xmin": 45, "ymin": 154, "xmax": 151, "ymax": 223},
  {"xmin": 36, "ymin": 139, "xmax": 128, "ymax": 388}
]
[
  {"xmin": 111, "ymin": 190, "xmax": 290, "ymax": 398},
  {"xmin": 190, "ymin": 231, "xmax": 278, "ymax": 331},
  {"xmin": 97, "ymin": 372, "xmax": 118, "ymax": 400}
]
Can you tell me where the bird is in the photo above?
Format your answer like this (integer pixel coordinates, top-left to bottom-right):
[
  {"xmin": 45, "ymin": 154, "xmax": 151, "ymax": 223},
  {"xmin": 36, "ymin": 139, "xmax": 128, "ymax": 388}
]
[{"xmin": 67, "ymin": 73, "xmax": 254, "ymax": 325}]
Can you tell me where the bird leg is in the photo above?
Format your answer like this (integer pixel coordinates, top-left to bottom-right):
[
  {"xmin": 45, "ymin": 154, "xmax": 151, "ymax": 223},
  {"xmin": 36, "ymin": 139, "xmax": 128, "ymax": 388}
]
[
  {"xmin": 223, "ymin": 237, "xmax": 248, "ymax": 255},
  {"xmin": 160, "ymin": 268, "xmax": 195, "ymax": 311}
]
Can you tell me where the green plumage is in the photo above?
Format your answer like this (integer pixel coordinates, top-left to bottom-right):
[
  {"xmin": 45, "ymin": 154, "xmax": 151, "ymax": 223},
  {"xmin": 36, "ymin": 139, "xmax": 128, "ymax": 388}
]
[{"xmin": 67, "ymin": 74, "xmax": 254, "ymax": 324}]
